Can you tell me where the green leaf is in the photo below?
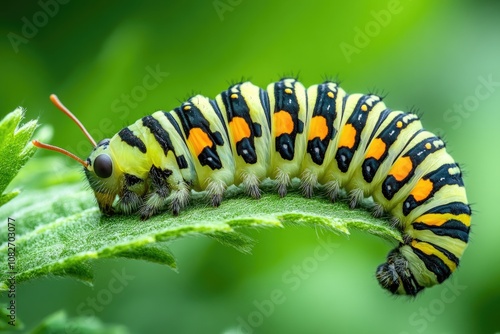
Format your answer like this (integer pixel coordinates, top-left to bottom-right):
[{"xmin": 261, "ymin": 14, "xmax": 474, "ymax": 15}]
[
  {"xmin": 29, "ymin": 310, "xmax": 130, "ymax": 334},
  {"xmin": 0, "ymin": 155, "xmax": 401, "ymax": 290},
  {"xmin": 0, "ymin": 108, "xmax": 38, "ymax": 207}
]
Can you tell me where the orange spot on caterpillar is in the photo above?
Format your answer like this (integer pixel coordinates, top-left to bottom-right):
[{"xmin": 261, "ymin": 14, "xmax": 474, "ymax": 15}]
[
  {"xmin": 410, "ymin": 178, "xmax": 434, "ymax": 202},
  {"xmin": 389, "ymin": 156, "xmax": 413, "ymax": 182},
  {"xmin": 338, "ymin": 123, "xmax": 357, "ymax": 149},
  {"xmin": 188, "ymin": 127, "xmax": 212, "ymax": 157},
  {"xmin": 365, "ymin": 138, "xmax": 386, "ymax": 160},
  {"xmin": 229, "ymin": 116, "xmax": 251, "ymax": 143},
  {"xmin": 308, "ymin": 116, "xmax": 328, "ymax": 141},
  {"xmin": 274, "ymin": 110, "xmax": 294, "ymax": 136}
]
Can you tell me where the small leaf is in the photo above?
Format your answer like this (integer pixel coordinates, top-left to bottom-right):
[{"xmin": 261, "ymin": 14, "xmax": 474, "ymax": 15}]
[
  {"xmin": 29, "ymin": 310, "xmax": 130, "ymax": 334},
  {"xmin": 116, "ymin": 242, "xmax": 177, "ymax": 269},
  {"xmin": 0, "ymin": 303, "xmax": 24, "ymax": 331},
  {"xmin": 0, "ymin": 108, "xmax": 37, "ymax": 207},
  {"xmin": 0, "ymin": 156, "xmax": 402, "ymax": 290}
]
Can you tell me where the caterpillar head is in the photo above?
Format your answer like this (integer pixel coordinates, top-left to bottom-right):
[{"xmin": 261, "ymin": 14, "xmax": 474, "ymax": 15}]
[
  {"xmin": 33, "ymin": 94, "xmax": 122, "ymax": 214},
  {"xmin": 83, "ymin": 138, "xmax": 123, "ymax": 213}
]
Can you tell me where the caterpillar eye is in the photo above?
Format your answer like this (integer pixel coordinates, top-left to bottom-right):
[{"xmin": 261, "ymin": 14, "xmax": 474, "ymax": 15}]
[{"xmin": 94, "ymin": 154, "xmax": 113, "ymax": 178}]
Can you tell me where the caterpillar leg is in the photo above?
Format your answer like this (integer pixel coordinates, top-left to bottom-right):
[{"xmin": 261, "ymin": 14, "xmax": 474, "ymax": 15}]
[
  {"xmin": 348, "ymin": 188, "xmax": 365, "ymax": 209},
  {"xmin": 117, "ymin": 174, "xmax": 145, "ymax": 214},
  {"xmin": 117, "ymin": 189, "xmax": 143, "ymax": 214},
  {"xmin": 169, "ymin": 181, "xmax": 190, "ymax": 215},
  {"xmin": 372, "ymin": 203, "xmax": 386, "ymax": 218},
  {"xmin": 206, "ymin": 178, "xmax": 226, "ymax": 207},
  {"xmin": 241, "ymin": 172, "xmax": 261, "ymax": 199},
  {"xmin": 300, "ymin": 169, "xmax": 318, "ymax": 198},
  {"xmin": 324, "ymin": 180, "xmax": 340, "ymax": 202},
  {"xmin": 140, "ymin": 166, "xmax": 172, "ymax": 220},
  {"xmin": 275, "ymin": 168, "xmax": 291, "ymax": 197}
]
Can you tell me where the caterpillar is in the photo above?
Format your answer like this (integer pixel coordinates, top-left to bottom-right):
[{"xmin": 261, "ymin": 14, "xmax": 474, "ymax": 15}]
[{"xmin": 33, "ymin": 78, "xmax": 471, "ymax": 296}]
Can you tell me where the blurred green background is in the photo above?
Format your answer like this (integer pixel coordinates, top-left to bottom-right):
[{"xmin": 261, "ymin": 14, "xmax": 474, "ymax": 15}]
[{"xmin": 1, "ymin": 0, "xmax": 500, "ymax": 333}]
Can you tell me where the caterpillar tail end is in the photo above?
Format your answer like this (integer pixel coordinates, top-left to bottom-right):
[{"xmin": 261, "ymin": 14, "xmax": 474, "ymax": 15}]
[{"xmin": 376, "ymin": 247, "xmax": 424, "ymax": 296}]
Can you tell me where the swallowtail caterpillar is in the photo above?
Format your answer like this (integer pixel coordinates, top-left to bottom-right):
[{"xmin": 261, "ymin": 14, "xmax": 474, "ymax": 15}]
[{"xmin": 33, "ymin": 78, "xmax": 471, "ymax": 295}]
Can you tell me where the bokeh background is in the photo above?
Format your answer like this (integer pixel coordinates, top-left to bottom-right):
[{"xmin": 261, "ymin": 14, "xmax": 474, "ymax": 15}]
[{"xmin": 1, "ymin": 0, "xmax": 500, "ymax": 333}]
